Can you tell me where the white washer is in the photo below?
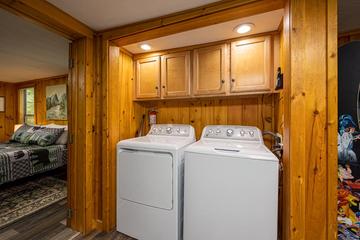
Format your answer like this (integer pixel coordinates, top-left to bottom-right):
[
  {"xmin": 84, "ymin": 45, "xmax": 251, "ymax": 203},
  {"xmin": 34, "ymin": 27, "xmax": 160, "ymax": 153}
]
[
  {"xmin": 117, "ymin": 124, "xmax": 195, "ymax": 240},
  {"xmin": 184, "ymin": 125, "xmax": 279, "ymax": 240}
]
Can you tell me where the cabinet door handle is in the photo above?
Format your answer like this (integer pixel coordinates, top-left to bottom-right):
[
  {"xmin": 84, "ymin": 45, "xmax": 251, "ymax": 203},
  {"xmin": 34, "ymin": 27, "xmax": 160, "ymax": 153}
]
[
  {"xmin": 220, "ymin": 80, "xmax": 225, "ymax": 84},
  {"xmin": 155, "ymin": 86, "xmax": 159, "ymax": 90},
  {"xmin": 162, "ymin": 86, "xmax": 166, "ymax": 89},
  {"xmin": 231, "ymin": 79, "xmax": 235, "ymax": 83}
]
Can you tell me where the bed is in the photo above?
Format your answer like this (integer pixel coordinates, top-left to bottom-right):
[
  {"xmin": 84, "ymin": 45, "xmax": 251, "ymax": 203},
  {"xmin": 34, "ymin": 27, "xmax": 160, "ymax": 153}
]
[{"xmin": 0, "ymin": 142, "xmax": 67, "ymax": 185}]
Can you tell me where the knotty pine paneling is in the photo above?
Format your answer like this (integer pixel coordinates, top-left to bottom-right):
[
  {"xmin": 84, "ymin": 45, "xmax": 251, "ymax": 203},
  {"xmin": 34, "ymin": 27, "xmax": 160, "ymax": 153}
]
[
  {"xmin": 141, "ymin": 95, "xmax": 277, "ymax": 147},
  {"xmin": 282, "ymin": 0, "xmax": 338, "ymax": 239},
  {"xmin": 67, "ymin": 37, "xmax": 95, "ymax": 234},
  {"xmin": 0, "ymin": 82, "xmax": 16, "ymax": 142},
  {"xmin": 100, "ymin": 46, "xmax": 146, "ymax": 231},
  {"xmin": 15, "ymin": 75, "xmax": 68, "ymax": 126}
]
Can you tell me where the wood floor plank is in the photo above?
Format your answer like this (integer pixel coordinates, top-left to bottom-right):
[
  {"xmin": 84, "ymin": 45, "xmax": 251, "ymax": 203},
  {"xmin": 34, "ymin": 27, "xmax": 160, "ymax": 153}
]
[
  {"xmin": 0, "ymin": 229, "xmax": 18, "ymax": 240},
  {"xmin": 43, "ymin": 223, "xmax": 68, "ymax": 240},
  {"xmin": 49, "ymin": 227, "xmax": 80, "ymax": 240},
  {"xmin": 1, "ymin": 200, "xmax": 136, "ymax": 240}
]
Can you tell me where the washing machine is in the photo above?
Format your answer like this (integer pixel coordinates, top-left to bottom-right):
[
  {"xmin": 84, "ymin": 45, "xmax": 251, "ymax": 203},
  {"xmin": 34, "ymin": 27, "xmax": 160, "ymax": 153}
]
[
  {"xmin": 183, "ymin": 125, "xmax": 279, "ymax": 240},
  {"xmin": 117, "ymin": 124, "xmax": 195, "ymax": 240}
]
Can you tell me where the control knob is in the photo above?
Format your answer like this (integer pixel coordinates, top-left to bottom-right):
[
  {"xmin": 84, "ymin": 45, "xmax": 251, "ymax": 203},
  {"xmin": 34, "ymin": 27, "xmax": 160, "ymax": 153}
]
[
  {"xmin": 240, "ymin": 130, "xmax": 245, "ymax": 136},
  {"xmin": 249, "ymin": 131, "xmax": 255, "ymax": 137},
  {"xmin": 226, "ymin": 129, "xmax": 234, "ymax": 137},
  {"xmin": 166, "ymin": 127, "xmax": 172, "ymax": 134}
]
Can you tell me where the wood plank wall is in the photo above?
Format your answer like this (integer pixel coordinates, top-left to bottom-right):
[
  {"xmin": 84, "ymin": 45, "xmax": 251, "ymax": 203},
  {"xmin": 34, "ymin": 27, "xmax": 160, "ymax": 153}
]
[
  {"xmin": 0, "ymin": 75, "xmax": 68, "ymax": 142},
  {"xmin": 282, "ymin": 0, "xmax": 337, "ymax": 239},
  {"xmin": 67, "ymin": 37, "xmax": 95, "ymax": 234},
  {"xmin": 99, "ymin": 45, "xmax": 146, "ymax": 231},
  {"xmin": 15, "ymin": 75, "xmax": 68, "ymax": 125},
  {"xmin": 0, "ymin": 82, "xmax": 16, "ymax": 142},
  {"xmin": 141, "ymin": 96, "xmax": 277, "ymax": 145}
]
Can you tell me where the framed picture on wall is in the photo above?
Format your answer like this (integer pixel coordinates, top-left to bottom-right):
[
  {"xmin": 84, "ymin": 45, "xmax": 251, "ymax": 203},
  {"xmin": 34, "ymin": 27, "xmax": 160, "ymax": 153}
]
[
  {"xmin": 0, "ymin": 96, "xmax": 5, "ymax": 113},
  {"xmin": 46, "ymin": 84, "xmax": 67, "ymax": 120}
]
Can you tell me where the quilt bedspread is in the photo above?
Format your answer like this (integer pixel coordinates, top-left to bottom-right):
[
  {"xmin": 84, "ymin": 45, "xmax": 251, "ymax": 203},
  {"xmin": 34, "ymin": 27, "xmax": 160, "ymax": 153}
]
[{"xmin": 0, "ymin": 142, "xmax": 67, "ymax": 185}]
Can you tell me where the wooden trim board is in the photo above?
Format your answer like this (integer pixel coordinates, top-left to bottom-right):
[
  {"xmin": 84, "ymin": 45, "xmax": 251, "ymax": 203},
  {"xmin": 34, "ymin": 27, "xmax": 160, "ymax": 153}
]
[
  {"xmin": 0, "ymin": 0, "xmax": 94, "ymax": 39},
  {"xmin": 105, "ymin": 0, "xmax": 284, "ymax": 44}
]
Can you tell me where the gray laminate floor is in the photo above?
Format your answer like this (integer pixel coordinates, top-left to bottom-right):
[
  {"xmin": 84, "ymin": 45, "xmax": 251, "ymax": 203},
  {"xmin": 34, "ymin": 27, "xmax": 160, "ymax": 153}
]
[{"xmin": 0, "ymin": 199, "xmax": 135, "ymax": 240}]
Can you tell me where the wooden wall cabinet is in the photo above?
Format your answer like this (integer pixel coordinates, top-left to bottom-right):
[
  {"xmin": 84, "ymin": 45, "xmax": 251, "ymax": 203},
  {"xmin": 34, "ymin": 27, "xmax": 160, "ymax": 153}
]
[
  {"xmin": 135, "ymin": 56, "xmax": 160, "ymax": 99},
  {"xmin": 134, "ymin": 35, "xmax": 276, "ymax": 100},
  {"xmin": 230, "ymin": 36, "xmax": 272, "ymax": 93},
  {"xmin": 161, "ymin": 51, "xmax": 191, "ymax": 98},
  {"xmin": 193, "ymin": 44, "xmax": 228, "ymax": 96}
]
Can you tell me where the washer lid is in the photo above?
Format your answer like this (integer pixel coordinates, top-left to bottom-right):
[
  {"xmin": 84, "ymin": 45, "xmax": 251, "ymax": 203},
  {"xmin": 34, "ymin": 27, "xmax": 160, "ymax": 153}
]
[{"xmin": 185, "ymin": 140, "xmax": 278, "ymax": 162}]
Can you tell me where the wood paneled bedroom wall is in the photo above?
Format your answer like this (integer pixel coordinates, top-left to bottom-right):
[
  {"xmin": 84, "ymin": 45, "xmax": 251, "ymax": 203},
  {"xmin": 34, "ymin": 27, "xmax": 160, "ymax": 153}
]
[
  {"xmin": 0, "ymin": 82, "xmax": 17, "ymax": 141},
  {"xmin": 0, "ymin": 75, "xmax": 68, "ymax": 142},
  {"xmin": 15, "ymin": 74, "xmax": 68, "ymax": 125}
]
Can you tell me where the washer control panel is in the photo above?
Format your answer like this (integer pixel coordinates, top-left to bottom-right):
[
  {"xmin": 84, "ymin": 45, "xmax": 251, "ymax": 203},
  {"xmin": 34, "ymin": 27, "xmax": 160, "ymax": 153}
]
[
  {"xmin": 148, "ymin": 124, "xmax": 194, "ymax": 137},
  {"xmin": 202, "ymin": 125, "xmax": 262, "ymax": 142}
]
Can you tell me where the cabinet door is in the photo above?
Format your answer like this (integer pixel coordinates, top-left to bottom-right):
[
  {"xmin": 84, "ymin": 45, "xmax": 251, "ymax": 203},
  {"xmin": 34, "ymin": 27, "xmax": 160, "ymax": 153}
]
[
  {"xmin": 230, "ymin": 36, "xmax": 272, "ymax": 93},
  {"xmin": 193, "ymin": 44, "xmax": 228, "ymax": 96},
  {"xmin": 161, "ymin": 51, "xmax": 191, "ymax": 98},
  {"xmin": 135, "ymin": 56, "xmax": 160, "ymax": 99}
]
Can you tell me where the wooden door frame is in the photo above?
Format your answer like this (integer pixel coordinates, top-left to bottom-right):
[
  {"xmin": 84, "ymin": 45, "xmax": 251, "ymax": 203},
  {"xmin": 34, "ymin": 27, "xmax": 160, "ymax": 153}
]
[
  {"xmin": 0, "ymin": 0, "xmax": 96, "ymax": 235},
  {"xmin": 281, "ymin": 0, "xmax": 337, "ymax": 239}
]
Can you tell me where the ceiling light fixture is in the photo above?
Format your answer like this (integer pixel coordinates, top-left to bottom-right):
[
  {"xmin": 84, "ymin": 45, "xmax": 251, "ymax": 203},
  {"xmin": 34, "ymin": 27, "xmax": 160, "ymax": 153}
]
[
  {"xmin": 234, "ymin": 23, "xmax": 254, "ymax": 34},
  {"xmin": 140, "ymin": 43, "xmax": 151, "ymax": 51}
]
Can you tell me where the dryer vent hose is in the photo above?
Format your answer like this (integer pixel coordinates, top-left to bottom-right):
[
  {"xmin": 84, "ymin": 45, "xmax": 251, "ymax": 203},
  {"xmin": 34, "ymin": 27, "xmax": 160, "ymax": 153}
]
[{"xmin": 262, "ymin": 131, "xmax": 283, "ymax": 161}]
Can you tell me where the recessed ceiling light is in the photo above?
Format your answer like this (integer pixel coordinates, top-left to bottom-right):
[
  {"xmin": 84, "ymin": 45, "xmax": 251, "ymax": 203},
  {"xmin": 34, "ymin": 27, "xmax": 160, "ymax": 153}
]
[
  {"xmin": 234, "ymin": 23, "xmax": 254, "ymax": 34},
  {"xmin": 140, "ymin": 43, "xmax": 151, "ymax": 51}
]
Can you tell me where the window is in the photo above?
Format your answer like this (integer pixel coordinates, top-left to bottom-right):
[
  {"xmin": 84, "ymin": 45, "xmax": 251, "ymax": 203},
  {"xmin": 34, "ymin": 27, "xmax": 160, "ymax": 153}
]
[{"xmin": 19, "ymin": 87, "xmax": 35, "ymax": 124}]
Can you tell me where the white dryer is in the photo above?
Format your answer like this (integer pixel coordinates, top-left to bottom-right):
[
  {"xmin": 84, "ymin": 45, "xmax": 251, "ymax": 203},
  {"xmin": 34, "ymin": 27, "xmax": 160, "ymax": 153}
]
[
  {"xmin": 184, "ymin": 125, "xmax": 279, "ymax": 240},
  {"xmin": 117, "ymin": 124, "xmax": 195, "ymax": 240}
]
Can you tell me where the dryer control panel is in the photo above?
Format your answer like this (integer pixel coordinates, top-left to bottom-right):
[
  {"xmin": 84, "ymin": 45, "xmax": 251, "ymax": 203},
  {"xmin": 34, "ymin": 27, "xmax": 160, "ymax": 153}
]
[
  {"xmin": 148, "ymin": 124, "xmax": 195, "ymax": 138},
  {"xmin": 201, "ymin": 125, "xmax": 263, "ymax": 142}
]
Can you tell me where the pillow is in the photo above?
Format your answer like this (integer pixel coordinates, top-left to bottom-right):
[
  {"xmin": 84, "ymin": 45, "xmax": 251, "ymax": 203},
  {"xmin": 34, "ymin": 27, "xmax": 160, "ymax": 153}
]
[
  {"xmin": 55, "ymin": 130, "xmax": 68, "ymax": 145},
  {"xmin": 19, "ymin": 131, "xmax": 35, "ymax": 144},
  {"xmin": 10, "ymin": 124, "xmax": 43, "ymax": 143},
  {"xmin": 28, "ymin": 127, "xmax": 65, "ymax": 146},
  {"xmin": 10, "ymin": 124, "xmax": 31, "ymax": 142}
]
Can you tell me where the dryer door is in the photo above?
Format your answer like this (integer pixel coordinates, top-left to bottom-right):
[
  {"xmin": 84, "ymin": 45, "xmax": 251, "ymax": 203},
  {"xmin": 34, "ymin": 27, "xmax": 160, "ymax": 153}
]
[{"xmin": 118, "ymin": 149, "xmax": 173, "ymax": 210}]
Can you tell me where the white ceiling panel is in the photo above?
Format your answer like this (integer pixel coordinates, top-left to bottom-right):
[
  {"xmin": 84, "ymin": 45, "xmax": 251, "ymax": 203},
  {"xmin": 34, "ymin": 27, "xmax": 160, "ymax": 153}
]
[
  {"xmin": 47, "ymin": 0, "xmax": 220, "ymax": 31},
  {"xmin": 0, "ymin": 9, "xmax": 69, "ymax": 83},
  {"xmin": 123, "ymin": 9, "xmax": 284, "ymax": 54}
]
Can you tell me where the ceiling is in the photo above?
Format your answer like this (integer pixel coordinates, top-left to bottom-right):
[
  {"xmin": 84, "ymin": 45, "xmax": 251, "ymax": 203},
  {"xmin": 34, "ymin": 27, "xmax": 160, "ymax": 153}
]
[
  {"xmin": 123, "ymin": 9, "xmax": 283, "ymax": 54},
  {"xmin": 0, "ymin": 9, "xmax": 69, "ymax": 83},
  {"xmin": 47, "ymin": 0, "xmax": 220, "ymax": 31},
  {"xmin": 339, "ymin": 0, "xmax": 360, "ymax": 33}
]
